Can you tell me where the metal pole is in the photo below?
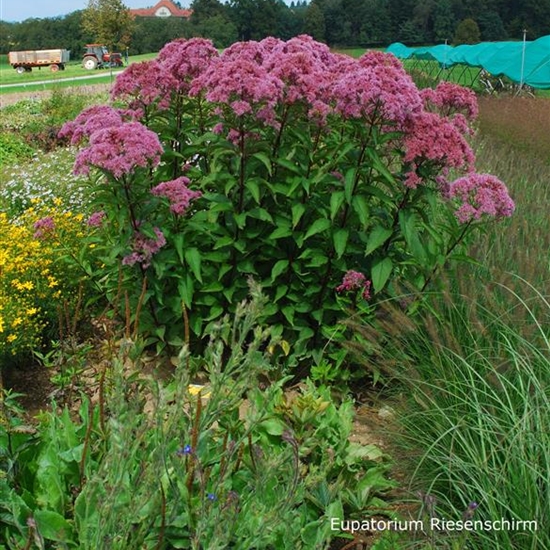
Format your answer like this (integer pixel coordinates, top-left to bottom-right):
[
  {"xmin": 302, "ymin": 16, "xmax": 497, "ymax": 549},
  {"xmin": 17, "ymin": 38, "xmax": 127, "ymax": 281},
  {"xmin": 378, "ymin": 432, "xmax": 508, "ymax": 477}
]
[{"xmin": 519, "ymin": 29, "xmax": 527, "ymax": 91}]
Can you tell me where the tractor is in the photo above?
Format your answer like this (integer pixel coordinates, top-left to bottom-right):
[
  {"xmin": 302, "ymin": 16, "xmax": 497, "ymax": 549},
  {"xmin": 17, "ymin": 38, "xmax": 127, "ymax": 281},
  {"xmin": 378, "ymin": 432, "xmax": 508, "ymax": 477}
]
[{"xmin": 82, "ymin": 44, "xmax": 124, "ymax": 70}]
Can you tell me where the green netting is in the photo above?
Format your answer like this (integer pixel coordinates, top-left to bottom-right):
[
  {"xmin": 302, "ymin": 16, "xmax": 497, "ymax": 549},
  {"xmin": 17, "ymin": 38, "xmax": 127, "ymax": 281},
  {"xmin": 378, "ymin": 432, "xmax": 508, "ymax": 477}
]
[{"xmin": 386, "ymin": 35, "xmax": 550, "ymax": 89}]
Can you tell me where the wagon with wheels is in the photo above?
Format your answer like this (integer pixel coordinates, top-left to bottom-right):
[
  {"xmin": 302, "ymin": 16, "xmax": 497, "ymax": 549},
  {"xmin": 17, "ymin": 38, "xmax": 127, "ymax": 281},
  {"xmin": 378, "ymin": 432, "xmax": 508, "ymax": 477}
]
[{"xmin": 8, "ymin": 49, "xmax": 70, "ymax": 73}]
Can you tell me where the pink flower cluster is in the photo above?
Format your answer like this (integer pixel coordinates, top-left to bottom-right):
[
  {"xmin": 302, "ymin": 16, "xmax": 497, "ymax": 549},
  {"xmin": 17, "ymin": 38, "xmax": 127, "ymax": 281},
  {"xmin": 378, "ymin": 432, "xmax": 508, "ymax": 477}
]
[
  {"xmin": 33, "ymin": 216, "xmax": 55, "ymax": 239},
  {"xmin": 336, "ymin": 270, "xmax": 372, "ymax": 300},
  {"xmin": 151, "ymin": 177, "xmax": 202, "ymax": 216},
  {"xmin": 332, "ymin": 60, "xmax": 423, "ymax": 126},
  {"xmin": 59, "ymin": 105, "xmax": 124, "ymax": 146},
  {"xmin": 122, "ymin": 227, "xmax": 166, "ymax": 268},
  {"xmin": 111, "ymin": 38, "xmax": 219, "ymax": 112},
  {"xmin": 421, "ymin": 81, "xmax": 479, "ymax": 121},
  {"xmin": 111, "ymin": 60, "xmax": 178, "ymax": 114},
  {"xmin": 402, "ymin": 111, "xmax": 475, "ymax": 188},
  {"xmin": 73, "ymin": 122, "xmax": 163, "ymax": 178},
  {"xmin": 445, "ymin": 174, "xmax": 515, "ymax": 223},
  {"xmin": 87, "ymin": 211, "xmax": 106, "ymax": 227}
]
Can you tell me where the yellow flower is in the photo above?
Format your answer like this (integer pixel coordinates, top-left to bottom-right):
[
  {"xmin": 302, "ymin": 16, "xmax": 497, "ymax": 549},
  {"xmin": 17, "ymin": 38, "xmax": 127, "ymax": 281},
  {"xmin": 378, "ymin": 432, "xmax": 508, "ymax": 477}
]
[
  {"xmin": 7, "ymin": 334, "xmax": 17, "ymax": 342},
  {"xmin": 26, "ymin": 308, "xmax": 38, "ymax": 316},
  {"xmin": 12, "ymin": 317, "xmax": 23, "ymax": 328}
]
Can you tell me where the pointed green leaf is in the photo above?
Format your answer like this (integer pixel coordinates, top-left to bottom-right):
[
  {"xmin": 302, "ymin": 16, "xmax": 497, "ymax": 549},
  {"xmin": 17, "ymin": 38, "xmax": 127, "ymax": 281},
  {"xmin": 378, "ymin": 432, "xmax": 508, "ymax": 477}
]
[
  {"xmin": 352, "ymin": 195, "xmax": 370, "ymax": 228},
  {"xmin": 271, "ymin": 259, "xmax": 289, "ymax": 281},
  {"xmin": 291, "ymin": 203, "xmax": 306, "ymax": 228},
  {"xmin": 245, "ymin": 179, "xmax": 261, "ymax": 204},
  {"xmin": 365, "ymin": 226, "xmax": 393, "ymax": 256},
  {"xmin": 252, "ymin": 152, "xmax": 272, "ymax": 176},
  {"xmin": 371, "ymin": 257, "xmax": 393, "ymax": 293},
  {"xmin": 333, "ymin": 228, "xmax": 349, "ymax": 259},
  {"xmin": 304, "ymin": 218, "xmax": 331, "ymax": 240},
  {"xmin": 184, "ymin": 247, "xmax": 202, "ymax": 283},
  {"xmin": 330, "ymin": 191, "xmax": 345, "ymax": 221}
]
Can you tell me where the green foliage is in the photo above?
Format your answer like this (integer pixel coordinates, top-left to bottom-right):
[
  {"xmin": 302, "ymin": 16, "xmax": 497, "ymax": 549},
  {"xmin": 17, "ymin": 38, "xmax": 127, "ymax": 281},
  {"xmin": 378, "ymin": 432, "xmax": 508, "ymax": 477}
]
[
  {"xmin": 81, "ymin": 0, "xmax": 134, "ymax": 50},
  {"xmin": 355, "ymin": 282, "xmax": 550, "ymax": 550},
  {"xmin": 453, "ymin": 18, "xmax": 481, "ymax": 45},
  {"xmin": 0, "ymin": 292, "xmax": 394, "ymax": 548},
  {"xmin": 0, "ymin": 133, "xmax": 34, "ymax": 165},
  {"xmin": 69, "ymin": 39, "xmax": 504, "ymax": 379}
]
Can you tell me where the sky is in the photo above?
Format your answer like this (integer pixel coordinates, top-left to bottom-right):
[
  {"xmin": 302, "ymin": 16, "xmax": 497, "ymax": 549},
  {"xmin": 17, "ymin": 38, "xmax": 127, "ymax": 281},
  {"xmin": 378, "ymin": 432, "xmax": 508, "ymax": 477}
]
[{"xmin": 0, "ymin": 0, "xmax": 194, "ymax": 23}]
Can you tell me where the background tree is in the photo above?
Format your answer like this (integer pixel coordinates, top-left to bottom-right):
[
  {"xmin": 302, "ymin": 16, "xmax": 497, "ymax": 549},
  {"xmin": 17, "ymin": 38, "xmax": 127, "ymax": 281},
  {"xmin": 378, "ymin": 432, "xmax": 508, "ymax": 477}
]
[
  {"xmin": 453, "ymin": 18, "xmax": 481, "ymax": 44},
  {"xmin": 303, "ymin": 1, "xmax": 326, "ymax": 42},
  {"xmin": 433, "ymin": 0, "xmax": 455, "ymax": 42},
  {"xmin": 81, "ymin": 0, "xmax": 134, "ymax": 51}
]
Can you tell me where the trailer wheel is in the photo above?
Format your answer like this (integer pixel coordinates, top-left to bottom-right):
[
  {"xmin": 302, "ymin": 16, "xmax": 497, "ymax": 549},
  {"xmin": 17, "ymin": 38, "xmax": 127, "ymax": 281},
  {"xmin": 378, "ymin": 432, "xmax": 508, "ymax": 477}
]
[
  {"xmin": 83, "ymin": 56, "xmax": 98, "ymax": 70},
  {"xmin": 50, "ymin": 64, "xmax": 60, "ymax": 72},
  {"xmin": 16, "ymin": 66, "xmax": 26, "ymax": 74}
]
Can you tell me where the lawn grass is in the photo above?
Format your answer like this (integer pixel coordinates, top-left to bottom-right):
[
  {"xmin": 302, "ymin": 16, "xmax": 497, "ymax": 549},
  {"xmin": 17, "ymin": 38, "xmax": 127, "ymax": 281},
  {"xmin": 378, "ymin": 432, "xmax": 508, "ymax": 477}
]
[{"xmin": 0, "ymin": 53, "xmax": 156, "ymax": 89}]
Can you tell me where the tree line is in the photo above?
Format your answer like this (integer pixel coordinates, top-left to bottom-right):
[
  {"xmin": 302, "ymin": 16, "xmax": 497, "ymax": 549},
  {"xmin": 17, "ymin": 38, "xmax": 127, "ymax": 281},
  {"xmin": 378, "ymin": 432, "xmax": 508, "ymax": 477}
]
[{"xmin": 1, "ymin": 0, "xmax": 548, "ymax": 57}]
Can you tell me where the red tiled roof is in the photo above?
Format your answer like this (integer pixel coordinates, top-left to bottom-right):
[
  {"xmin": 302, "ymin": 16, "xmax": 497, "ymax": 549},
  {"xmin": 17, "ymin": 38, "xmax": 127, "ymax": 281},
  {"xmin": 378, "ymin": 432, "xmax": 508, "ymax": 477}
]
[{"xmin": 130, "ymin": 0, "xmax": 192, "ymax": 18}]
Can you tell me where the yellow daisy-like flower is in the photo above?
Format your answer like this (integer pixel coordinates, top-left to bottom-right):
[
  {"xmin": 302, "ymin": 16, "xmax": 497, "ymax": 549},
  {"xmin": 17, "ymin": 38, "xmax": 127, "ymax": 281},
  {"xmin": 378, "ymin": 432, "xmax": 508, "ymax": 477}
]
[
  {"xmin": 26, "ymin": 308, "xmax": 38, "ymax": 316},
  {"xmin": 7, "ymin": 334, "xmax": 17, "ymax": 342},
  {"xmin": 48, "ymin": 278, "xmax": 59, "ymax": 288},
  {"xmin": 12, "ymin": 317, "xmax": 23, "ymax": 328}
]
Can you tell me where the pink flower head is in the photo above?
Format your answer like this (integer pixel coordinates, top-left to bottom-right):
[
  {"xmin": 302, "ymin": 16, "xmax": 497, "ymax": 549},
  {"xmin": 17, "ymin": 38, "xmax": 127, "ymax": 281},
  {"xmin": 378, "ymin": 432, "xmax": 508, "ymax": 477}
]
[
  {"xmin": 151, "ymin": 177, "xmax": 202, "ymax": 216},
  {"xmin": 87, "ymin": 211, "xmax": 106, "ymax": 227},
  {"xmin": 332, "ymin": 60, "xmax": 423, "ymax": 127},
  {"xmin": 59, "ymin": 105, "xmax": 124, "ymax": 145},
  {"xmin": 33, "ymin": 216, "xmax": 55, "ymax": 239},
  {"xmin": 403, "ymin": 111, "xmax": 475, "ymax": 181},
  {"xmin": 73, "ymin": 122, "xmax": 163, "ymax": 178},
  {"xmin": 336, "ymin": 270, "xmax": 372, "ymax": 300},
  {"xmin": 446, "ymin": 173, "xmax": 515, "ymax": 223},
  {"xmin": 157, "ymin": 38, "xmax": 219, "ymax": 93},
  {"xmin": 190, "ymin": 41, "xmax": 284, "ymax": 126},
  {"xmin": 421, "ymin": 81, "xmax": 478, "ymax": 121},
  {"xmin": 122, "ymin": 227, "xmax": 166, "ymax": 268},
  {"xmin": 111, "ymin": 59, "xmax": 178, "ymax": 113},
  {"xmin": 261, "ymin": 35, "xmax": 337, "ymax": 113}
]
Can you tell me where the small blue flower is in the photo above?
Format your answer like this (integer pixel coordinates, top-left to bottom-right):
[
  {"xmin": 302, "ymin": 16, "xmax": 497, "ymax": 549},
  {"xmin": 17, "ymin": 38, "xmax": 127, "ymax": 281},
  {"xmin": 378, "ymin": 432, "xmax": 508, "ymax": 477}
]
[
  {"xmin": 176, "ymin": 444, "xmax": 192, "ymax": 457},
  {"xmin": 207, "ymin": 493, "xmax": 217, "ymax": 501}
]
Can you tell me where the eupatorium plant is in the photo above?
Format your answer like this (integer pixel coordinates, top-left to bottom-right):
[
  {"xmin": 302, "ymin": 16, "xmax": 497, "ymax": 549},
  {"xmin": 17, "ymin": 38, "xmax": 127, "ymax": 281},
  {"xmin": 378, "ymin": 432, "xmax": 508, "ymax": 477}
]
[{"xmin": 62, "ymin": 35, "xmax": 514, "ymax": 361}]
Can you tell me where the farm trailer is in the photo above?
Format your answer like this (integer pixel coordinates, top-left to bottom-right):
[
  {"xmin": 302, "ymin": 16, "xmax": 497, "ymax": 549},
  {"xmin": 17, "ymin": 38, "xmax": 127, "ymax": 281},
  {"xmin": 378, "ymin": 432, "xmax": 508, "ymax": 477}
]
[{"xmin": 8, "ymin": 49, "xmax": 70, "ymax": 73}]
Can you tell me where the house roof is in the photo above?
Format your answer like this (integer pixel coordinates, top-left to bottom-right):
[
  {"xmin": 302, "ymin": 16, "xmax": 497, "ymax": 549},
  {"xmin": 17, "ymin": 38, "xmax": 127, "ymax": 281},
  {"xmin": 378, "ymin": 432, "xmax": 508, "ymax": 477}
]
[{"xmin": 130, "ymin": 0, "xmax": 192, "ymax": 18}]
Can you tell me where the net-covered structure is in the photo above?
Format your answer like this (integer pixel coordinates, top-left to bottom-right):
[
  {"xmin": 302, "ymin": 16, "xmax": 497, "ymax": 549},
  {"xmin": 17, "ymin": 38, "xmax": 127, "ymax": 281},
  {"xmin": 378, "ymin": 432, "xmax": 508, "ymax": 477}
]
[{"xmin": 386, "ymin": 35, "xmax": 550, "ymax": 89}]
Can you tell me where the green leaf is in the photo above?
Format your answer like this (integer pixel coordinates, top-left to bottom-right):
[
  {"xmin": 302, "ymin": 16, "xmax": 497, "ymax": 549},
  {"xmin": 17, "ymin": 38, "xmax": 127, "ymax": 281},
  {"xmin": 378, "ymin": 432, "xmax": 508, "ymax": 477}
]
[
  {"xmin": 281, "ymin": 305, "xmax": 295, "ymax": 325},
  {"xmin": 252, "ymin": 152, "xmax": 272, "ymax": 176},
  {"xmin": 274, "ymin": 284, "xmax": 288, "ymax": 302},
  {"xmin": 34, "ymin": 510, "xmax": 74, "ymax": 542},
  {"xmin": 260, "ymin": 418, "xmax": 287, "ymax": 436},
  {"xmin": 173, "ymin": 233, "xmax": 185, "ymax": 263},
  {"xmin": 304, "ymin": 218, "xmax": 331, "ymax": 241},
  {"xmin": 245, "ymin": 179, "xmax": 261, "ymax": 204},
  {"xmin": 371, "ymin": 257, "xmax": 393, "ymax": 293},
  {"xmin": 344, "ymin": 167, "xmax": 357, "ymax": 203},
  {"xmin": 330, "ymin": 191, "xmax": 345, "ymax": 221},
  {"xmin": 291, "ymin": 203, "xmax": 306, "ymax": 228},
  {"xmin": 352, "ymin": 195, "xmax": 370, "ymax": 228},
  {"xmin": 184, "ymin": 248, "xmax": 202, "ymax": 283},
  {"xmin": 178, "ymin": 275, "xmax": 194, "ymax": 307},
  {"xmin": 268, "ymin": 224, "xmax": 292, "ymax": 240},
  {"xmin": 333, "ymin": 228, "xmax": 349, "ymax": 259},
  {"xmin": 271, "ymin": 259, "xmax": 289, "ymax": 281},
  {"xmin": 365, "ymin": 226, "xmax": 393, "ymax": 256}
]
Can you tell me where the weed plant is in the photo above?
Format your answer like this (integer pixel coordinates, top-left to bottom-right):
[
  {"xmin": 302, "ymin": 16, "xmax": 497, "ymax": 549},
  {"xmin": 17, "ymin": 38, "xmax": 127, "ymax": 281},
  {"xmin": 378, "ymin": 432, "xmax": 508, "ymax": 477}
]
[{"xmin": 0, "ymin": 289, "xmax": 395, "ymax": 549}]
